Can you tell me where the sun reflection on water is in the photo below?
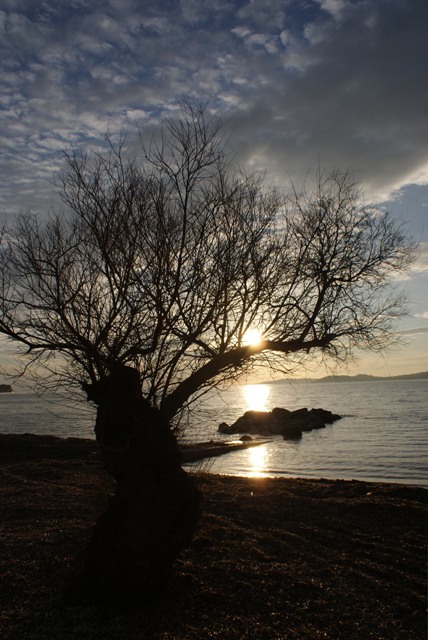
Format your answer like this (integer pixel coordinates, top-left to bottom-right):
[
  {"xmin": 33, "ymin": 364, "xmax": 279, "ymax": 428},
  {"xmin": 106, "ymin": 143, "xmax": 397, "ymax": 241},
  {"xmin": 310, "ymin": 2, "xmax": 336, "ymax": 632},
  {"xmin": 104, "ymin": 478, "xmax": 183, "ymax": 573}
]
[
  {"xmin": 247, "ymin": 443, "xmax": 269, "ymax": 477},
  {"xmin": 241, "ymin": 384, "xmax": 272, "ymax": 477},
  {"xmin": 243, "ymin": 383, "xmax": 271, "ymax": 412}
]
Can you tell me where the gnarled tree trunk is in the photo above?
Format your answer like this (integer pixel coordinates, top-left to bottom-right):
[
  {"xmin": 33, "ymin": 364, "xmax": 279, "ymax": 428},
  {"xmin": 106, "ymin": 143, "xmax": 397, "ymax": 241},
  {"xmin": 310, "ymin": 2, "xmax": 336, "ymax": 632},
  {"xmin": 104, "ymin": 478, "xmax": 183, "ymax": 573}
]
[{"xmin": 68, "ymin": 365, "xmax": 202, "ymax": 605}]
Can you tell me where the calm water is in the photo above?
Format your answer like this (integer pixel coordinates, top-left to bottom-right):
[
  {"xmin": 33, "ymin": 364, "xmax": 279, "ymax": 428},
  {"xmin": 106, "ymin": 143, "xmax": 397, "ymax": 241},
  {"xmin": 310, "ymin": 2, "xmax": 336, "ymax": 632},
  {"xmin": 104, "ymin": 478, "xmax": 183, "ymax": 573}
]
[{"xmin": 0, "ymin": 380, "xmax": 427, "ymax": 486}]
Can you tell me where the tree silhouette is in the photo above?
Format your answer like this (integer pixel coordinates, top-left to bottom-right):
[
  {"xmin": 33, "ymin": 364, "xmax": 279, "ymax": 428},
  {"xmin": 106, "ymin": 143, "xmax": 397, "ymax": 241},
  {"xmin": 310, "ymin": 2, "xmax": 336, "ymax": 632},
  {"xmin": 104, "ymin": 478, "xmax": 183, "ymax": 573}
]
[{"xmin": 0, "ymin": 101, "xmax": 415, "ymax": 603}]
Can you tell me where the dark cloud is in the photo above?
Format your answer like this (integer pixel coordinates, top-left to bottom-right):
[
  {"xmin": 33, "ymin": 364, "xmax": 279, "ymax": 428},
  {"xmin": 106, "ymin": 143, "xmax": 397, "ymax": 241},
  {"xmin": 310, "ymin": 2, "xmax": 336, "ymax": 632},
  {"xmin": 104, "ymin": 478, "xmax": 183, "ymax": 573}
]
[
  {"xmin": 0, "ymin": 0, "xmax": 427, "ymax": 217},
  {"xmin": 227, "ymin": 0, "xmax": 428, "ymax": 197}
]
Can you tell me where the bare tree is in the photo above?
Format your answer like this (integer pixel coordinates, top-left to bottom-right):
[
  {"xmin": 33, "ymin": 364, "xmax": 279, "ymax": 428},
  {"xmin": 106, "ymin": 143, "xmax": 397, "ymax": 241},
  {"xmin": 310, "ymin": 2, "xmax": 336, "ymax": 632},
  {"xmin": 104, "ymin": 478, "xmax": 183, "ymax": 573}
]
[{"xmin": 0, "ymin": 101, "xmax": 415, "ymax": 603}]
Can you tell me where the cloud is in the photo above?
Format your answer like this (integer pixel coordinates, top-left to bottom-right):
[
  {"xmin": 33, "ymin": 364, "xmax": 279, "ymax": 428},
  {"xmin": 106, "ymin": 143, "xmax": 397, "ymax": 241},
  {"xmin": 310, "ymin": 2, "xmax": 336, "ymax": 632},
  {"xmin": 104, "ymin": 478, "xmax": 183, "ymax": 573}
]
[
  {"xmin": 0, "ymin": 0, "xmax": 426, "ymax": 376},
  {"xmin": 402, "ymin": 327, "xmax": 428, "ymax": 336},
  {"xmin": 0, "ymin": 0, "xmax": 427, "ymax": 221},
  {"xmin": 412, "ymin": 242, "xmax": 428, "ymax": 273},
  {"xmin": 228, "ymin": 1, "xmax": 428, "ymax": 198},
  {"xmin": 315, "ymin": 0, "xmax": 347, "ymax": 20}
]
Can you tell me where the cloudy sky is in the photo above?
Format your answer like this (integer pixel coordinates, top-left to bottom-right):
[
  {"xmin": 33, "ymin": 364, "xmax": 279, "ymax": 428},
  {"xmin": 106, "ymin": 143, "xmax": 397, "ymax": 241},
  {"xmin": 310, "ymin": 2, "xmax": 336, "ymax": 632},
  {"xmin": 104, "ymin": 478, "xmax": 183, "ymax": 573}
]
[{"xmin": 1, "ymin": 0, "xmax": 427, "ymax": 377}]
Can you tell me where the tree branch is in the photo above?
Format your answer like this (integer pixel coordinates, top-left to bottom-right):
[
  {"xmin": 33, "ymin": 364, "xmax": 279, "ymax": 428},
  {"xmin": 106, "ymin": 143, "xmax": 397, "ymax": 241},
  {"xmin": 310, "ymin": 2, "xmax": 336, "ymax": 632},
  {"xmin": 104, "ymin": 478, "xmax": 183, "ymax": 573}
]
[{"xmin": 160, "ymin": 336, "xmax": 333, "ymax": 419}]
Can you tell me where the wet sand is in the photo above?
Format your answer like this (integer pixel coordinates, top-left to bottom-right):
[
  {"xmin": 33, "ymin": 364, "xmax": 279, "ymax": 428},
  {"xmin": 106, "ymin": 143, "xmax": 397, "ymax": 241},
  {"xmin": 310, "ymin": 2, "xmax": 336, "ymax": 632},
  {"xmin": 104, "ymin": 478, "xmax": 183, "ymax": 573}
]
[{"xmin": 0, "ymin": 433, "xmax": 426, "ymax": 639}]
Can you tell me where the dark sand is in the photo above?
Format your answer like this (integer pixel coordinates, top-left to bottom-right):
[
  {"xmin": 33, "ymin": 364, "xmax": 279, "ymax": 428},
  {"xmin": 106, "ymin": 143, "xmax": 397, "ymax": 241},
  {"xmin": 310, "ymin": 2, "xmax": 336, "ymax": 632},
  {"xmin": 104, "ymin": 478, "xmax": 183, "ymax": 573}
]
[{"xmin": 0, "ymin": 433, "xmax": 426, "ymax": 640}]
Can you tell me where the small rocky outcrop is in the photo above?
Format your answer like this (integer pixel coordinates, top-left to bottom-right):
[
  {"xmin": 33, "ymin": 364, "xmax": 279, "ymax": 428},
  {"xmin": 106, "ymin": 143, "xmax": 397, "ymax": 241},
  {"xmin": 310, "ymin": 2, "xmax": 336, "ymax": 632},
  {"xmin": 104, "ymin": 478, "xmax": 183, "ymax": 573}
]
[{"xmin": 218, "ymin": 407, "xmax": 341, "ymax": 440}]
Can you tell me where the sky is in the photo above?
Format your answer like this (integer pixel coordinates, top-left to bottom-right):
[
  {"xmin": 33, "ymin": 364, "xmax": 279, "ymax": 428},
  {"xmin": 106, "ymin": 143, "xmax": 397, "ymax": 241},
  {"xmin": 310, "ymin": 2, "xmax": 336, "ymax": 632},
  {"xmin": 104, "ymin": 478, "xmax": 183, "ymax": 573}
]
[{"xmin": 0, "ymin": 0, "xmax": 427, "ymax": 378}]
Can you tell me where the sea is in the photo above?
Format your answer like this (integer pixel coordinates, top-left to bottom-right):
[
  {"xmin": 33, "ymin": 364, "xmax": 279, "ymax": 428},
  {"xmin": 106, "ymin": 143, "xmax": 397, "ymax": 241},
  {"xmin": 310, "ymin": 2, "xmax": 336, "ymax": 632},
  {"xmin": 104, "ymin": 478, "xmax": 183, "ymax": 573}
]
[{"xmin": 0, "ymin": 379, "xmax": 427, "ymax": 487}]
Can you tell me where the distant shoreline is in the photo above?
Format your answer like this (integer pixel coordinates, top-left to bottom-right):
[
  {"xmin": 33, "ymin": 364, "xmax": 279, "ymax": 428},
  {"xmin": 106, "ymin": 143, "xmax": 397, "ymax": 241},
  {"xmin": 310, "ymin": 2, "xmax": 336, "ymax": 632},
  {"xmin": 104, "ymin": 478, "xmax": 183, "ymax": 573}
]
[
  {"xmin": 262, "ymin": 370, "xmax": 428, "ymax": 384},
  {"xmin": 2, "ymin": 372, "xmax": 427, "ymax": 394}
]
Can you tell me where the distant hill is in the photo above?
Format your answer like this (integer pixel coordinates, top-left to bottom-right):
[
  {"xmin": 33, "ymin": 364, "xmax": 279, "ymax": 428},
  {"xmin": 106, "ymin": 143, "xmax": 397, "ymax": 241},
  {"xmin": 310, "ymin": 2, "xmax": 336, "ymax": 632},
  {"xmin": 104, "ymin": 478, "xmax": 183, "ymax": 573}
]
[
  {"xmin": 262, "ymin": 371, "xmax": 428, "ymax": 384},
  {"xmin": 316, "ymin": 371, "xmax": 428, "ymax": 383}
]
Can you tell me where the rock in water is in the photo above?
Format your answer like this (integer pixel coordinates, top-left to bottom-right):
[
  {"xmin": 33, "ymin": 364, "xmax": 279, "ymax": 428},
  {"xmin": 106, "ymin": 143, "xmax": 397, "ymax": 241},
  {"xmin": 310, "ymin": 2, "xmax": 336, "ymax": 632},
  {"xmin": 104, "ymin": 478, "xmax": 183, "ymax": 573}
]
[{"xmin": 218, "ymin": 407, "xmax": 341, "ymax": 440}]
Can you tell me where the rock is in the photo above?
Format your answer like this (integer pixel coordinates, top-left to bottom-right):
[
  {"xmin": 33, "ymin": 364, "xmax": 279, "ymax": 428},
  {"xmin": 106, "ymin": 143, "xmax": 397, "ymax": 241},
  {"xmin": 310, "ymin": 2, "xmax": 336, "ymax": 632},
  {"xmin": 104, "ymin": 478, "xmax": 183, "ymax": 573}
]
[
  {"xmin": 290, "ymin": 407, "xmax": 309, "ymax": 418},
  {"xmin": 235, "ymin": 411, "xmax": 272, "ymax": 435},
  {"xmin": 309, "ymin": 408, "xmax": 341, "ymax": 424},
  {"xmin": 271, "ymin": 407, "xmax": 291, "ymax": 420},
  {"xmin": 0, "ymin": 384, "xmax": 12, "ymax": 393},
  {"xmin": 218, "ymin": 406, "xmax": 341, "ymax": 438},
  {"xmin": 218, "ymin": 422, "xmax": 231, "ymax": 434},
  {"xmin": 239, "ymin": 435, "xmax": 253, "ymax": 442},
  {"xmin": 281, "ymin": 425, "xmax": 303, "ymax": 440},
  {"xmin": 287, "ymin": 413, "xmax": 325, "ymax": 433},
  {"xmin": 220, "ymin": 411, "xmax": 271, "ymax": 435}
]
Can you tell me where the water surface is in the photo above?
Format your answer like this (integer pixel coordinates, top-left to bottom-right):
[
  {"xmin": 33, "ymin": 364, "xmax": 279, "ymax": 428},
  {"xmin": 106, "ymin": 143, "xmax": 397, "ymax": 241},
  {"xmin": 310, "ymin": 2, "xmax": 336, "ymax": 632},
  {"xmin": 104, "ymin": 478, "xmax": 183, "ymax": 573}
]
[{"xmin": 1, "ymin": 379, "xmax": 427, "ymax": 486}]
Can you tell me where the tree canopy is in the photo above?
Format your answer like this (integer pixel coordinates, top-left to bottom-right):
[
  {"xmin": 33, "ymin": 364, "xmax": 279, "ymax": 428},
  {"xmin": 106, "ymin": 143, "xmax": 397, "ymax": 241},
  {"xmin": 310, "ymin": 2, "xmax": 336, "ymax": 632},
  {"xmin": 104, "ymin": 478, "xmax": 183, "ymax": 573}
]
[{"xmin": 0, "ymin": 101, "xmax": 415, "ymax": 424}]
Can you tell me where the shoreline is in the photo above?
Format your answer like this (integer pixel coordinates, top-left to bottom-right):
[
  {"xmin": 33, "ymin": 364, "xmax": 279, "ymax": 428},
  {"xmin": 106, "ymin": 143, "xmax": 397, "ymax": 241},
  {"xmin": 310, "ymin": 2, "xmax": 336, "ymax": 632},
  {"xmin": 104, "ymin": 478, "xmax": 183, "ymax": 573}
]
[
  {"xmin": 1, "ymin": 432, "xmax": 427, "ymax": 639},
  {"xmin": 2, "ymin": 430, "xmax": 427, "ymax": 489},
  {"xmin": 2, "ymin": 379, "xmax": 427, "ymax": 488}
]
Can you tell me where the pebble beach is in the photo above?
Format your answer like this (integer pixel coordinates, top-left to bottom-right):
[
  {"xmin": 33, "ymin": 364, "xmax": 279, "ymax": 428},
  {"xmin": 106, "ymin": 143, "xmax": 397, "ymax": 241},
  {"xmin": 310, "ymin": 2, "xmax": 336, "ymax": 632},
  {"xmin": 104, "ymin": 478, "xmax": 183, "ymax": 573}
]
[{"xmin": 0, "ymin": 433, "xmax": 426, "ymax": 640}]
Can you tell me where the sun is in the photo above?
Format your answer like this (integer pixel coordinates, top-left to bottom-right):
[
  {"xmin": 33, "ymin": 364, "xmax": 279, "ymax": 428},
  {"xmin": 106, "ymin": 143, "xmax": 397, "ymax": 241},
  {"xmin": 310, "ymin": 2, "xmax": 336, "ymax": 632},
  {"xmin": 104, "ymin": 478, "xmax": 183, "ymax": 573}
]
[{"xmin": 243, "ymin": 328, "xmax": 264, "ymax": 347}]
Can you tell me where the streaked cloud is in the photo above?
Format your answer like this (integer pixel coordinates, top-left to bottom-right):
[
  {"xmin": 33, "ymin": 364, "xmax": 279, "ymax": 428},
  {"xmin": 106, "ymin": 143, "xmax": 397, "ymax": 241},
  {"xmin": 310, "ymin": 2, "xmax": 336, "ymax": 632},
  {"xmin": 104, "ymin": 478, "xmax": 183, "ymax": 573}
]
[
  {"xmin": 403, "ymin": 326, "xmax": 428, "ymax": 335},
  {"xmin": 412, "ymin": 243, "xmax": 428, "ymax": 273}
]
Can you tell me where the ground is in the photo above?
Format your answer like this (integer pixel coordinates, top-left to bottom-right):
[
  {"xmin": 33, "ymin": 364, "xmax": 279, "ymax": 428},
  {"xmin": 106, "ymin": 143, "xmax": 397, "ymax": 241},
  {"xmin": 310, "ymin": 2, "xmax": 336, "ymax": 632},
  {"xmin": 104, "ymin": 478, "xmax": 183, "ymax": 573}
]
[{"xmin": 0, "ymin": 433, "xmax": 426, "ymax": 639}]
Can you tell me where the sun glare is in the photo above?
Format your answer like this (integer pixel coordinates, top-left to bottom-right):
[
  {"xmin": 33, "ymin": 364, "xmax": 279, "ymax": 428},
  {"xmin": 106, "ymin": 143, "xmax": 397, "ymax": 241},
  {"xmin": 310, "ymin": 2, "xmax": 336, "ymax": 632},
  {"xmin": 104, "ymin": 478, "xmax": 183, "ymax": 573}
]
[
  {"xmin": 248, "ymin": 444, "xmax": 269, "ymax": 478},
  {"xmin": 243, "ymin": 383, "xmax": 271, "ymax": 412},
  {"xmin": 243, "ymin": 328, "xmax": 263, "ymax": 347}
]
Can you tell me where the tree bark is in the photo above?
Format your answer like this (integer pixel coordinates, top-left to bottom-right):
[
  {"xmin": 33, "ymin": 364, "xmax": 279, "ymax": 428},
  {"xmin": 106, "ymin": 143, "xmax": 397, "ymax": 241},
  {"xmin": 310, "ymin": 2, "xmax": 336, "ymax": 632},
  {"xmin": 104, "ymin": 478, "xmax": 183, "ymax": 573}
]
[{"xmin": 67, "ymin": 365, "xmax": 202, "ymax": 605}]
